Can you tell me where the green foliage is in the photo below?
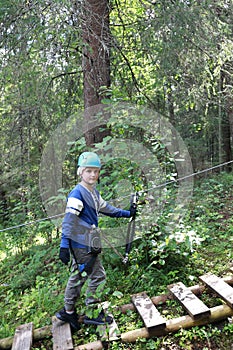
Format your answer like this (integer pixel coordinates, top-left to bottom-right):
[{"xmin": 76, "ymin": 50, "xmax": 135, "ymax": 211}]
[
  {"xmin": 1, "ymin": 172, "xmax": 232, "ymax": 349},
  {"xmin": 1, "ymin": 0, "xmax": 232, "ymax": 256},
  {"xmin": 0, "ymin": 0, "xmax": 233, "ymax": 347},
  {"xmin": 0, "ymin": 243, "xmax": 66, "ymax": 338}
]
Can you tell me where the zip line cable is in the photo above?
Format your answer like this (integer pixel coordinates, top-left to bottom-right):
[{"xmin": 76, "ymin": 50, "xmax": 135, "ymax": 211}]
[
  {"xmin": 152, "ymin": 159, "xmax": 233, "ymax": 190},
  {"xmin": 0, "ymin": 159, "xmax": 232, "ymax": 233},
  {"xmin": 0, "ymin": 214, "xmax": 64, "ymax": 233}
]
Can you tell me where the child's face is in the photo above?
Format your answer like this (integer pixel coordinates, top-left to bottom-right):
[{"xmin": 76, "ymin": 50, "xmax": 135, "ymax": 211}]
[{"xmin": 81, "ymin": 167, "xmax": 100, "ymax": 186}]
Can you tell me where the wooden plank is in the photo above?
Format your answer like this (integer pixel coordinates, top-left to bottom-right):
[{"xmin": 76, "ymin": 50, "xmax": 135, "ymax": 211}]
[
  {"xmin": 52, "ymin": 316, "xmax": 73, "ymax": 350},
  {"xmin": 131, "ymin": 292, "xmax": 166, "ymax": 330},
  {"xmin": 11, "ymin": 322, "xmax": 33, "ymax": 350},
  {"xmin": 98, "ymin": 315, "xmax": 120, "ymax": 341},
  {"xmin": 107, "ymin": 317, "xmax": 120, "ymax": 340},
  {"xmin": 168, "ymin": 282, "xmax": 210, "ymax": 319},
  {"xmin": 97, "ymin": 302, "xmax": 120, "ymax": 341},
  {"xmin": 199, "ymin": 273, "xmax": 233, "ymax": 308}
]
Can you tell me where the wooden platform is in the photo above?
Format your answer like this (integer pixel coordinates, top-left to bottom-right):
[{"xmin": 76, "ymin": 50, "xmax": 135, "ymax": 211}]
[{"xmin": 3, "ymin": 271, "xmax": 233, "ymax": 350}]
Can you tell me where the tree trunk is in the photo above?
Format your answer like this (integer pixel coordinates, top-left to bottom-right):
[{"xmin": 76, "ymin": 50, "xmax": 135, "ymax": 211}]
[
  {"xmin": 81, "ymin": 0, "xmax": 111, "ymax": 146},
  {"xmin": 220, "ymin": 67, "xmax": 232, "ymax": 171}
]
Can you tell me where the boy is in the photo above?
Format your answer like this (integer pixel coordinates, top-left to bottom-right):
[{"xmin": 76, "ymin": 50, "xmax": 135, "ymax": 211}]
[{"xmin": 56, "ymin": 152, "xmax": 136, "ymax": 330}]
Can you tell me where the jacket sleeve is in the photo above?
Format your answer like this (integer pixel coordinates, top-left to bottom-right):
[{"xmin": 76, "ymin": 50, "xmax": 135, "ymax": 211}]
[
  {"xmin": 99, "ymin": 194, "xmax": 131, "ymax": 218},
  {"xmin": 60, "ymin": 213, "xmax": 78, "ymax": 248},
  {"xmin": 60, "ymin": 195, "xmax": 84, "ymax": 248}
]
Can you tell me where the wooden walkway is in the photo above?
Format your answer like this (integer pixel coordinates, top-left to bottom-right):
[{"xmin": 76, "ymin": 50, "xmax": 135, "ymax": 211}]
[{"xmin": 4, "ymin": 271, "xmax": 233, "ymax": 350}]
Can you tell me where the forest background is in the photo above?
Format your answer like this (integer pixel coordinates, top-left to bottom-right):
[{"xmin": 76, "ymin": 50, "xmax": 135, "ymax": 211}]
[{"xmin": 0, "ymin": 0, "xmax": 233, "ymax": 349}]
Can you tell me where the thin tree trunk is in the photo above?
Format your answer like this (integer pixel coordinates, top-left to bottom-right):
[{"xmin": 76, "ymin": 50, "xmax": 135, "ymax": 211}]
[{"xmin": 220, "ymin": 67, "xmax": 232, "ymax": 171}]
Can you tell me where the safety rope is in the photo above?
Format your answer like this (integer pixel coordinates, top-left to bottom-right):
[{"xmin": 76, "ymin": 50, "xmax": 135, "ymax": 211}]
[
  {"xmin": 102, "ymin": 234, "xmax": 125, "ymax": 260},
  {"xmin": 0, "ymin": 159, "xmax": 232, "ymax": 233}
]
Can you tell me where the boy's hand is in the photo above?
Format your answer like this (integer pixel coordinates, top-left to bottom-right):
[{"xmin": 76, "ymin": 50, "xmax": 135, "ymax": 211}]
[
  {"xmin": 130, "ymin": 203, "xmax": 137, "ymax": 218},
  {"xmin": 59, "ymin": 248, "xmax": 70, "ymax": 265}
]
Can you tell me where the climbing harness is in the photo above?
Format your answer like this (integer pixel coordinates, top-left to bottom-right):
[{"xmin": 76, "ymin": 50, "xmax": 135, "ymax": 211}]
[
  {"xmin": 68, "ymin": 239, "xmax": 98, "ymax": 275},
  {"xmin": 85, "ymin": 225, "xmax": 102, "ymax": 255}
]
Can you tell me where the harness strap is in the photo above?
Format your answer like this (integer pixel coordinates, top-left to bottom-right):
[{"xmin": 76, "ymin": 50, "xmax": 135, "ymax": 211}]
[{"xmin": 69, "ymin": 239, "xmax": 97, "ymax": 275}]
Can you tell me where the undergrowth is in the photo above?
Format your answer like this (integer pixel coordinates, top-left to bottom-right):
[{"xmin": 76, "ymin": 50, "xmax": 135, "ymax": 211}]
[{"xmin": 0, "ymin": 172, "xmax": 233, "ymax": 349}]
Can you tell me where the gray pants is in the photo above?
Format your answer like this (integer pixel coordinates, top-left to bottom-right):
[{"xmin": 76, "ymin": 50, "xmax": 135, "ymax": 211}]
[{"xmin": 64, "ymin": 248, "xmax": 106, "ymax": 311}]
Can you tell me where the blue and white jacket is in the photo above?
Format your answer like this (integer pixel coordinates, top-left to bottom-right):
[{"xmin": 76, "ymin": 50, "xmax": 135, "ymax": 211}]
[{"xmin": 60, "ymin": 183, "xmax": 130, "ymax": 249}]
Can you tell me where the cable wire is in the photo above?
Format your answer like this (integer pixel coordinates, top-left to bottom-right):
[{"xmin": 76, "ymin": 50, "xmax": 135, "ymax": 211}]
[
  {"xmin": 0, "ymin": 214, "xmax": 64, "ymax": 233},
  {"xmin": 0, "ymin": 160, "xmax": 232, "ymax": 233}
]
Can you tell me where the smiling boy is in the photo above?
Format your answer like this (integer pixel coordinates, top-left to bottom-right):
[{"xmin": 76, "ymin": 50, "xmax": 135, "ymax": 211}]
[{"xmin": 56, "ymin": 152, "xmax": 136, "ymax": 330}]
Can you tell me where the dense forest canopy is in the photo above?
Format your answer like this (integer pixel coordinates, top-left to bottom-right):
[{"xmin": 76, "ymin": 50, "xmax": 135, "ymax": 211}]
[{"xmin": 0, "ymin": 0, "xmax": 232, "ymax": 250}]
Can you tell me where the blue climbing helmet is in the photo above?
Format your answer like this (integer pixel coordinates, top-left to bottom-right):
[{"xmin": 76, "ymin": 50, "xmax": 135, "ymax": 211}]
[{"xmin": 77, "ymin": 152, "xmax": 101, "ymax": 168}]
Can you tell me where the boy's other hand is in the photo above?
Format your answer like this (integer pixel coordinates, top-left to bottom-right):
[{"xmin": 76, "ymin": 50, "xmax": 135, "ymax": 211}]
[{"xmin": 59, "ymin": 248, "xmax": 70, "ymax": 265}]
